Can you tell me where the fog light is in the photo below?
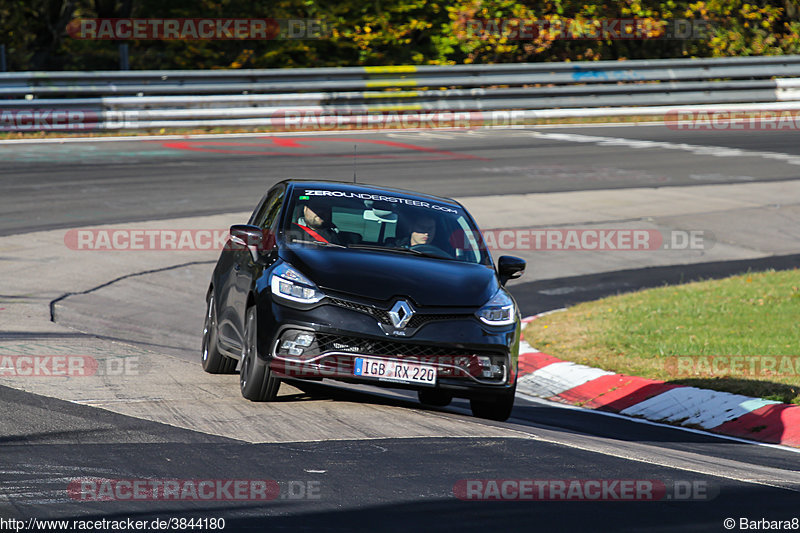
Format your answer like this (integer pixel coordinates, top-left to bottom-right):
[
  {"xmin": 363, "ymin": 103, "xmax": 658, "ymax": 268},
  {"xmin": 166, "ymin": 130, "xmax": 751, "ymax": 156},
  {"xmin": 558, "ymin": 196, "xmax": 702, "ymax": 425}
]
[
  {"xmin": 477, "ymin": 356, "xmax": 493, "ymax": 378},
  {"xmin": 281, "ymin": 339, "xmax": 307, "ymax": 356},
  {"xmin": 281, "ymin": 340, "xmax": 305, "ymax": 356},
  {"xmin": 295, "ymin": 333, "xmax": 315, "ymax": 347},
  {"xmin": 280, "ymin": 331, "xmax": 316, "ymax": 357}
]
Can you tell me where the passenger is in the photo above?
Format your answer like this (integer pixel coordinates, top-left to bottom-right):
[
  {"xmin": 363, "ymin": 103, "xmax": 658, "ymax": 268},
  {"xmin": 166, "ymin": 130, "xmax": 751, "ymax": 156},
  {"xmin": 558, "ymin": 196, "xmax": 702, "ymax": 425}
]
[{"xmin": 399, "ymin": 216, "xmax": 436, "ymax": 248}]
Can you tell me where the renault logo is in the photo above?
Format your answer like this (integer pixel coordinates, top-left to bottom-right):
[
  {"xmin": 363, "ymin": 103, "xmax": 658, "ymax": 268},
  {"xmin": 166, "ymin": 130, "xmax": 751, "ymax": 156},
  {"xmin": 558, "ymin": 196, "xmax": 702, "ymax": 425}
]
[{"xmin": 388, "ymin": 300, "xmax": 414, "ymax": 329}]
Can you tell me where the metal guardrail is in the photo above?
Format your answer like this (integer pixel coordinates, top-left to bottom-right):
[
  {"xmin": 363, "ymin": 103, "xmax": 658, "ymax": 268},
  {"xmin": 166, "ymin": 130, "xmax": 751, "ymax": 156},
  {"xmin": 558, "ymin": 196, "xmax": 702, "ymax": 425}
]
[{"xmin": 1, "ymin": 55, "xmax": 799, "ymax": 131}]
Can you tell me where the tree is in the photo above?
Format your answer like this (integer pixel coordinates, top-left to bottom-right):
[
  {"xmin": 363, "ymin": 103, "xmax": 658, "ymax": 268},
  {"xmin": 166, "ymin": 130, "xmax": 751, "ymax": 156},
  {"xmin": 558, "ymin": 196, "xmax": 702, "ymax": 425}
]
[{"xmin": 1, "ymin": 0, "xmax": 798, "ymax": 71}]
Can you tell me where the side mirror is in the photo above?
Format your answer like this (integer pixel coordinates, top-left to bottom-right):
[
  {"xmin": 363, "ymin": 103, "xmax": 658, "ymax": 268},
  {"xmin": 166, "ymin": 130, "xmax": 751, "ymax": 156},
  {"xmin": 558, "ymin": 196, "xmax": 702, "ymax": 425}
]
[
  {"xmin": 497, "ymin": 255, "xmax": 526, "ymax": 286},
  {"xmin": 229, "ymin": 224, "xmax": 271, "ymax": 262}
]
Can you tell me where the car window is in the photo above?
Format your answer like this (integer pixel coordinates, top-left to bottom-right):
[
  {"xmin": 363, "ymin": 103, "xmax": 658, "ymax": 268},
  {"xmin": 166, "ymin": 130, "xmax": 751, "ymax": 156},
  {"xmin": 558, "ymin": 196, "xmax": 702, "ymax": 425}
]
[
  {"xmin": 454, "ymin": 215, "xmax": 483, "ymax": 263},
  {"xmin": 282, "ymin": 187, "xmax": 491, "ymax": 265},
  {"xmin": 331, "ymin": 205, "xmax": 397, "ymax": 243},
  {"xmin": 249, "ymin": 196, "xmax": 270, "ymax": 227},
  {"xmin": 253, "ymin": 187, "xmax": 285, "ymax": 230}
]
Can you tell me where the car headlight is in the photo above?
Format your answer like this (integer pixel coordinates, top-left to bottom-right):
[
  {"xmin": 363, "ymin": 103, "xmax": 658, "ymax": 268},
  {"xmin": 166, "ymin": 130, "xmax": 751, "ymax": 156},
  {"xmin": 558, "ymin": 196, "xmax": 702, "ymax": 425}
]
[
  {"xmin": 476, "ymin": 289, "xmax": 516, "ymax": 326},
  {"xmin": 270, "ymin": 262, "xmax": 324, "ymax": 304}
]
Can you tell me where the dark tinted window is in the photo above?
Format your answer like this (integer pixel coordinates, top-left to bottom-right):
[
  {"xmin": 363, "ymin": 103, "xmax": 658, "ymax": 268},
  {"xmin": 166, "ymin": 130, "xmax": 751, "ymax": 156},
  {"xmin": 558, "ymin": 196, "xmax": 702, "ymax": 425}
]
[
  {"xmin": 281, "ymin": 186, "xmax": 491, "ymax": 265},
  {"xmin": 252, "ymin": 186, "xmax": 285, "ymax": 230}
]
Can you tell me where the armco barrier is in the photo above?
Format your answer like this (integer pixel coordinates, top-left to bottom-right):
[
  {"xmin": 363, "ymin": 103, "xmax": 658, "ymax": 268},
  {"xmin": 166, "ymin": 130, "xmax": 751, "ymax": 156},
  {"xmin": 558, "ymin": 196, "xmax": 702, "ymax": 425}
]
[{"xmin": 1, "ymin": 55, "xmax": 799, "ymax": 131}]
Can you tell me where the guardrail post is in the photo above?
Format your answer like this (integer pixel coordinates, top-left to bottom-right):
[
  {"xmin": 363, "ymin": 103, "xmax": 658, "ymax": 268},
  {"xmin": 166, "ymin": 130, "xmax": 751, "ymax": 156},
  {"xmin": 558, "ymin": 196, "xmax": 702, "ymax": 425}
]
[{"xmin": 119, "ymin": 43, "xmax": 129, "ymax": 70}]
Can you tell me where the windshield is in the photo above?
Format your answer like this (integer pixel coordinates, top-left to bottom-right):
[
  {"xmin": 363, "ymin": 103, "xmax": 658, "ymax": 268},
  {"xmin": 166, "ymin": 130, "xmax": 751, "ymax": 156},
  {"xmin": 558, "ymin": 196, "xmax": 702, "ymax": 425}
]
[{"xmin": 281, "ymin": 187, "xmax": 492, "ymax": 265}]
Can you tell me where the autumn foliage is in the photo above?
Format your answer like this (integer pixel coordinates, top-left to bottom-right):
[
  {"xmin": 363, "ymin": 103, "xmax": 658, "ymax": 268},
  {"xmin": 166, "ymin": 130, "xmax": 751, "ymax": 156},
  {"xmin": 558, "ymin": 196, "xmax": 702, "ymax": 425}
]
[{"xmin": 1, "ymin": 0, "xmax": 799, "ymax": 70}]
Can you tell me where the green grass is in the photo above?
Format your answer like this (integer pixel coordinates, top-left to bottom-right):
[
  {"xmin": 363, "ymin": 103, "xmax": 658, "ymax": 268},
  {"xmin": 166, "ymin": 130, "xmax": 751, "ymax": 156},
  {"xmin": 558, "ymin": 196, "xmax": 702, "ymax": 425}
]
[{"xmin": 523, "ymin": 269, "xmax": 800, "ymax": 404}]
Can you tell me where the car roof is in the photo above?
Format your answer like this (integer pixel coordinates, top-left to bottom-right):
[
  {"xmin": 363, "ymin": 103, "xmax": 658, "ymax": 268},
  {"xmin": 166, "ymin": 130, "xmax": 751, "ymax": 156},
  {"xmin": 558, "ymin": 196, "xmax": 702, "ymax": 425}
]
[{"xmin": 280, "ymin": 179, "xmax": 462, "ymax": 207}]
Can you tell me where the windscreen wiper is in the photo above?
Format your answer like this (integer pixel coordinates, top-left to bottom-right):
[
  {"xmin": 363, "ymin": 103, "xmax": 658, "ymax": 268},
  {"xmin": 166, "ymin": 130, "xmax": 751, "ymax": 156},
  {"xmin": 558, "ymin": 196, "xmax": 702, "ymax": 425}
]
[
  {"xmin": 346, "ymin": 244, "xmax": 449, "ymax": 259},
  {"xmin": 289, "ymin": 238, "xmax": 346, "ymax": 248},
  {"xmin": 347, "ymin": 244, "xmax": 422, "ymax": 254}
]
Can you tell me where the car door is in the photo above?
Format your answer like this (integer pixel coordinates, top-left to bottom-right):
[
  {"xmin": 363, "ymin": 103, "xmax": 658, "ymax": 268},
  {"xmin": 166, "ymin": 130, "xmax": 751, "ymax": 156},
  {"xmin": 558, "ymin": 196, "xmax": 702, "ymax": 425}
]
[
  {"xmin": 227, "ymin": 184, "xmax": 286, "ymax": 346},
  {"xmin": 217, "ymin": 191, "xmax": 273, "ymax": 351}
]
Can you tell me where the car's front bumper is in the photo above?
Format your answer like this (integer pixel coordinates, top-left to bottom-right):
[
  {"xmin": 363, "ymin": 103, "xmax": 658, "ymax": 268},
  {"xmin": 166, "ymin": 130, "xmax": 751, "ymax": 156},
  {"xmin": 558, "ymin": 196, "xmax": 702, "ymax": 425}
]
[{"xmin": 256, "ymin": 295, "xmax": 520, "ymax": 400}]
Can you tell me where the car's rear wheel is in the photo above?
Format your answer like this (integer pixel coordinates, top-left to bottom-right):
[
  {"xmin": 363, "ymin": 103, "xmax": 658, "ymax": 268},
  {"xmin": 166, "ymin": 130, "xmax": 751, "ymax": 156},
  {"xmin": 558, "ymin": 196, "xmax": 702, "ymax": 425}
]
[
  {"xmin": 470, "ymin": 385, "xmax": 516, "ymax": 421},
  {"xmin": 418, "ymin": 389, "xmax": 452, "ymax": 407},
  {"xmin": 201, "ymin": 292, "xmax": 237, "ymax": 374},
  {"xmin": 240, "ymin": 306, "xmax": 281, "ymax": 402}
]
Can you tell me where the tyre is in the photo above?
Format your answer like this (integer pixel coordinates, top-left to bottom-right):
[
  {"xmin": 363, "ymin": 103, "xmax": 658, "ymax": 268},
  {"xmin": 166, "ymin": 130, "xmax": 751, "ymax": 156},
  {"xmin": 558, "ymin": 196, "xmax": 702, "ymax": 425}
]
[
  {"xmin": 201, "ymin": 291, "xmax": 237, "ymax": 374},
  {"xmin": 418, "ymin": 389, "xmax": 452, "ymax": 407},
  {"xmin": 239, "ymin": 306, "xmax": 281, "ymax": 402},
  {"xmin": 469, "ymin": 385, "xmax": 516, "ymax": 422}
]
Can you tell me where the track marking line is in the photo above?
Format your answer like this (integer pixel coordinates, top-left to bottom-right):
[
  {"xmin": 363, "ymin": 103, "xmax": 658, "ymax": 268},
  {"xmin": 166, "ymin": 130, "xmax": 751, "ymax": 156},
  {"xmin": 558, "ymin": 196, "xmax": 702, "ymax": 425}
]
[{"xmin": 528, "ymin": 131, "xmax": 800, "ymax": 166}]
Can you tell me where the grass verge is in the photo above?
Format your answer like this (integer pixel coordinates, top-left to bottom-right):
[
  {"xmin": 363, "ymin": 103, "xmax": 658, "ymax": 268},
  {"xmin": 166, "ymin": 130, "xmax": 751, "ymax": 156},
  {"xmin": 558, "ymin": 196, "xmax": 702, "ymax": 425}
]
[{"xmin": 522, "ymin": 269, "xmax": 800, "ymax": 404}]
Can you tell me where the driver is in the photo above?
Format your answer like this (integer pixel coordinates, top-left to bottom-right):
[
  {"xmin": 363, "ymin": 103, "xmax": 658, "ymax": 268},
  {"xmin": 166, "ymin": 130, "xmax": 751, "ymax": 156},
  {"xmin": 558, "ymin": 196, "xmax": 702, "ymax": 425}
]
[
  {"xmin": 291, "ymin": 198, "xmax": 340, "ymax": 244},
  {"xmin": 405, "ymin": 216, "xmax": 436, "ymax": 247}
]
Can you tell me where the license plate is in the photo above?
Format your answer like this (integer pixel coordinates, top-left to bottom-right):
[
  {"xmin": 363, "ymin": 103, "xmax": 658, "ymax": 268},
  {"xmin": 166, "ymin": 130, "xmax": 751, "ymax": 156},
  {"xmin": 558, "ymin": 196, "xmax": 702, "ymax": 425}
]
[{"xmin": 353, "ymin": 357, "xmax": 436, "ymax": 386}]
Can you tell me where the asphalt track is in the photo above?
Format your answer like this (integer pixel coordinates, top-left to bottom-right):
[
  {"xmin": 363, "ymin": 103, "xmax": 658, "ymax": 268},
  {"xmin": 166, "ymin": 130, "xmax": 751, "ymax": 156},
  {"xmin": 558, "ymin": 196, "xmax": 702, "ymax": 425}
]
[
  {"xmin": 3, "ymin": 125, "xmax": 800, "ymax": 236},
  {"xmin": 2, "ymin": 124, "xmax": 800, "ymax": 531}
]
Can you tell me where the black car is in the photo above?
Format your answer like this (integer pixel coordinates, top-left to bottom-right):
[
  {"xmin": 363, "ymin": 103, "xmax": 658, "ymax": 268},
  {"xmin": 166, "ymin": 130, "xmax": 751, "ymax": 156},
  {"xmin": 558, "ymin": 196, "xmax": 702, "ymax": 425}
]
[{"xmin": 202, "ymin": 180, "xmax": 526, "ymax": 421}]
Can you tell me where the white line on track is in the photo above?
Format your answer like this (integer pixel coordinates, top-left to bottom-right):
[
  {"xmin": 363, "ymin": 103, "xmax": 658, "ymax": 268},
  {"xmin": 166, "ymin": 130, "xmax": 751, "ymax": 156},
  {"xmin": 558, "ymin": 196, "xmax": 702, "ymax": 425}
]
[{"xmin": 527, "ymin": 130, "xmax": 800, "ymax": 165}]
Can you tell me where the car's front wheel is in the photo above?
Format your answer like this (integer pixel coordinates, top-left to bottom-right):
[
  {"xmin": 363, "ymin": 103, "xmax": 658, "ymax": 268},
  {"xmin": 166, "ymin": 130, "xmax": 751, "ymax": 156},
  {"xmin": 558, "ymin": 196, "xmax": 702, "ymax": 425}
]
[
  {"xmin": 469, "ymin": 385, "xmax": 516, "ymax": 421},
  {"xmin": 201, "ymin": 292, "xmax": 237, "ymax": 374},
  {"xmin": 239, "ymin": 306, "xmax": 281, "ymax": 402}
]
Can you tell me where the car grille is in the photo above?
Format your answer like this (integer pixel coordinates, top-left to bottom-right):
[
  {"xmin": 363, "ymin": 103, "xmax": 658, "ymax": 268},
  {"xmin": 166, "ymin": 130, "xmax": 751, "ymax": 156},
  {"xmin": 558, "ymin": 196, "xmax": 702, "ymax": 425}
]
[
  {"xmin": 406, "ymin": 313, "xmax": 468, "ymax": 328},
  {"xmin": 315, "ymin": 333, "xmax": 498, "ymax": 359},
  {"xmin": 326, "ymin": 297, "xmax": 473, "ymax": 329},
  {"xmin": 326, "ymin": 297, "xmax": 392, "ymax": 324},
  {"xmin": 274, "ymin": 331, "xmax": 507, "ymax": 382}
]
